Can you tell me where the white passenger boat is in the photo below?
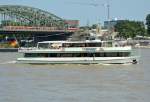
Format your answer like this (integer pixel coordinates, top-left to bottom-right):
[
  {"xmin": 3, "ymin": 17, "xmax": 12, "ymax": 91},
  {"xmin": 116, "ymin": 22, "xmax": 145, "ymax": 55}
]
[{"xmin": 17, "ymin": 40, "xmax": 139, "ymax": 64}]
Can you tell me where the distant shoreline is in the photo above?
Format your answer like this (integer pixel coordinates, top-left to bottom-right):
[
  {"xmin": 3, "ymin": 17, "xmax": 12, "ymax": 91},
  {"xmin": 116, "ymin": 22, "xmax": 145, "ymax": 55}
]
[
  {"xmin": 134, "ymin": 46, "xmax": 150, "ymax": 48},
  {"xmin": 0, "ymin": 48, "xmax": 18, "ymax": 52}
]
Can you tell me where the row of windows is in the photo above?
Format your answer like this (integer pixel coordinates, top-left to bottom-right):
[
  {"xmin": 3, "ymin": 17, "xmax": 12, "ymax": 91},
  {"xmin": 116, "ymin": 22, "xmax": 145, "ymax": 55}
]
[
  {"xmin": 62, "ymin": 43, "xmax": 102, "ymax": 47},
  {"xmin": 38, "ymin": 42, "xmax": 113, "ymax": 49},
  {"xmin": 24, "ymin": 52, "xmax": 130, "ymax": 57}
]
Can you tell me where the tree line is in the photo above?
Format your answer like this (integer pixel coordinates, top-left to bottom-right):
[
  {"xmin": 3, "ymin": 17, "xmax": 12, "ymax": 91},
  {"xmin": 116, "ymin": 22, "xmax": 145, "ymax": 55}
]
[
  {"xmin": 146, "ymin": 14, "xmax": 150, "ymax": 36},
  {"xmin": 80, "ymin": 14, "xmax": 150, "ymax": 39},
  {"xmin": 114, "ymin": 20, "xmax": 145, "ymax": 38},
  {"xmin": 114, "ymin": 14, "xmax": 150, "ymax": 38}
]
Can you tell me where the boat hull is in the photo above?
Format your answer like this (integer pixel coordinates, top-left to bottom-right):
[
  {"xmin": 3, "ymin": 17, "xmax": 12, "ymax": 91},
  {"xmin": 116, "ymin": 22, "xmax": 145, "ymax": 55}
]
[{"xmin": 17, "ymin": 56, "xmax": 139, "ymax": 64}]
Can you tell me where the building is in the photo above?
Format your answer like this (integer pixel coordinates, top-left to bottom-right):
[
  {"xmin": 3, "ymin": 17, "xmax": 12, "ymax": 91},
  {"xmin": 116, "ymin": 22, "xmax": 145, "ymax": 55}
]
[
  {"xmin": 104, "ymin": 20, "xmax": 124, "ymax": 29},
  {"xmin": 65, "ymin": 20, "xmax": 79, "ymax": 30}
]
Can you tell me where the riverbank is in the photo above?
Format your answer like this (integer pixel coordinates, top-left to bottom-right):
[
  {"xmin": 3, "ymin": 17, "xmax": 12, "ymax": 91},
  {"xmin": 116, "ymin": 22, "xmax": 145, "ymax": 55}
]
[
  {"xmin": 134, "ymin": 46, "xmax": 150, "ymax": 48},
  {"xmin": 0, "ymin": 48, "xmax": 18, "ymax": 52}
]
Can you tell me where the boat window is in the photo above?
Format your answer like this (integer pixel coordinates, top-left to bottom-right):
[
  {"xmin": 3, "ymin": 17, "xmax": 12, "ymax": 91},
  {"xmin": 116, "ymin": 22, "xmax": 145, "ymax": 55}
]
[
  {"xmin": 73, "ymin": 43, "xmax": 86, "ymax": 47},
  {"xmin": 105, "ymin": 52, "xmax": 118, "ymax": 57},
  {"xmin": 62, "ymin": 42, "xmax": 101, "ymax": 47},
  {"xmin": 24, "ymin": 52, "xmax": 131, "ymax": 58},
  {"xmin": 85, "ymin": 43, "xmax": 100, "ymax": 47},
  {"xmin": 102, "ymin": 42, "xmax": 112, "ymax": 47},
  {"xmin": 62, "ymin": 43, "xmax": 86, "ymax": 47},
  {"xmin": 24, "ymin": 53, "xmax": 37, "ymax": 57},
  {"xmin": 95, "ymin": 53, "xmax": 105, "ymax": 57},
  {"xmin": 95, "ymin": 52, "xmax": 130, "ymax": 57},
  {"xmin": 38, "ymin": 43, "xmax": 49, "ymax": 49},
  {"xmin": 117, "ymin": 52, "xmax": 130, "ymax": 57},
  {"xmin": 24, "ymin": 53, "xmax": 49, "ymax": 57},
  {"xmin": 49, "ymin": 53, "xmax": 57, "ymax": 57}
]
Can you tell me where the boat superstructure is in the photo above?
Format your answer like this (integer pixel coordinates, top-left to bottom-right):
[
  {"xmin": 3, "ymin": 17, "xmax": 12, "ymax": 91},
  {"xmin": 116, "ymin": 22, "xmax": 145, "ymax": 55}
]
[{"xmin": 17, "ymin": 40, "xmax": 139, "ymax": 64}]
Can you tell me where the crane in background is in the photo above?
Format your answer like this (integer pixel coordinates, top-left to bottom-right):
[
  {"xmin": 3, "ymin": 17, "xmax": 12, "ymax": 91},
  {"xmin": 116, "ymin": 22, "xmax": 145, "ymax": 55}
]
[
  {"xmin": 67, "ymin": 1, "xmax": 111, "ymax": 21},
  {"xmin": 67, "ymin": 0, "xmax": 114, "ymax": 40}
]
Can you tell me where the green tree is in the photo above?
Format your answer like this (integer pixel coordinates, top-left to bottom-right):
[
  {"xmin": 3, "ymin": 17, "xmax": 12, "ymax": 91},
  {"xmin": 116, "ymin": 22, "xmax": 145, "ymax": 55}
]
[
  {"xmin": 146, "ymin": 14, "xmax": 150, "ymax": 36},
  {"xmin": 91, "ymin": 24, "xmax": 97, "ymax": 29},
  {"xmin": 115, "ymin": 20, "xmax": 145, "ymax": 38}
]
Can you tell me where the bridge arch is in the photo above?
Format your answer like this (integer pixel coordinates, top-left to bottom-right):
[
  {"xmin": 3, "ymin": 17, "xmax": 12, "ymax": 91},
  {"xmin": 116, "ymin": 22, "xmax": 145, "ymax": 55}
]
[{"xmin": 0, "ymin": 5, "xmax": 67, "ymax": 29}]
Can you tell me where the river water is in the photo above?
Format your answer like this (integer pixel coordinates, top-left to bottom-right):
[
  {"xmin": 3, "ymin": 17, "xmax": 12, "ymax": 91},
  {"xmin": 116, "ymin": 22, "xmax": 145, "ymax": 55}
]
[{"xmin": 0, "ymin": 49, "xmax": 149, "ymax": 102}]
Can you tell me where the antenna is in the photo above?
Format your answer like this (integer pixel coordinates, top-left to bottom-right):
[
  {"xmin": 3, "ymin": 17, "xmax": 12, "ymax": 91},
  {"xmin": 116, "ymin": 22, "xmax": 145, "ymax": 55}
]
[{"xmin": 107, "ymin": 3, "xmax": 110, "ymax": 21}]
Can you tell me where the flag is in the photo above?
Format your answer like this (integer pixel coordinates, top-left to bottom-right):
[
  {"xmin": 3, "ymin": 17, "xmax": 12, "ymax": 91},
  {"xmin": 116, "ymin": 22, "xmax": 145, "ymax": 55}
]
[{"xmin": 10, "ymin": 40, "xmax": 18, "ymax": 47}]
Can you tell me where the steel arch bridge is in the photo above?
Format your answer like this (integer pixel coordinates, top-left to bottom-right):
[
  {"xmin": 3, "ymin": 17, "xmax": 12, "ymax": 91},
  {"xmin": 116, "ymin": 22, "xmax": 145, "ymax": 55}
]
[{"xmin": 0, "ymin": 5, "xmax": 66, "ymax": 29}]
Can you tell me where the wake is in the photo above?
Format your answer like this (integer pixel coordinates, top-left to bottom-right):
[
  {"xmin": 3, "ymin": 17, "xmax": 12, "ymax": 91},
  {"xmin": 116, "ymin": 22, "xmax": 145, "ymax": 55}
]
[{"xmin": 0, "ymin": 61, "xmax": 17, "ymax": 64}]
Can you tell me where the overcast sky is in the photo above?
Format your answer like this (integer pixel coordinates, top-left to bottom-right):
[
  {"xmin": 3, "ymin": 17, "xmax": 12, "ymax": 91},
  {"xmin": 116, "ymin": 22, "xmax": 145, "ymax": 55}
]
[{"xmin": 0, "ymin": 0, "xmax": 150, "ymax": 26}]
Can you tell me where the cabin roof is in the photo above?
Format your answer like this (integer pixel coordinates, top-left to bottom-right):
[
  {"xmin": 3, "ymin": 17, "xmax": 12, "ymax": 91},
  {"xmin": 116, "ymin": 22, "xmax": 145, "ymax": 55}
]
[{"xmin": 37, "ymin": 40, "xmax": 112, "ymax": 44}]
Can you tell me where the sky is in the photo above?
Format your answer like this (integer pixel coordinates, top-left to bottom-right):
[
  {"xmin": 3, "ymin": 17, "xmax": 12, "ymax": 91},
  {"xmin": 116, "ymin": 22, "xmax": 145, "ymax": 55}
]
[{"xmin": 0, "ymin": 0, "xmax": 150, "ymax": 26}]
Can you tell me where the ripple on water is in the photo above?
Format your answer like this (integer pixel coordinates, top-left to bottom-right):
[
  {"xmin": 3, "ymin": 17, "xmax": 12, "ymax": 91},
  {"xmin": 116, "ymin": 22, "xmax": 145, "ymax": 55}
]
[{"xmin": 0, "ymin": 49, "xmax": 149, "ymax": 102}]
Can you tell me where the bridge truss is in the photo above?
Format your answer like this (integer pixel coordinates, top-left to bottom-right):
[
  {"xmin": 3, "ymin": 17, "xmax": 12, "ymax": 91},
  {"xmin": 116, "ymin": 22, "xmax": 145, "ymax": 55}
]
[{"xmin": 0, "ymin": 5, "xmax": 67, "ymax": 29}]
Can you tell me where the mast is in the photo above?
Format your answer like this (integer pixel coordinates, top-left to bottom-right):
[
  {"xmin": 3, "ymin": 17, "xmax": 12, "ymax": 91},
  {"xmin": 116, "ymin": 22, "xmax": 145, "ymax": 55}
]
[{"xmin": 106, "ymin": 0, "xmax": 111, "ymax": 39}]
